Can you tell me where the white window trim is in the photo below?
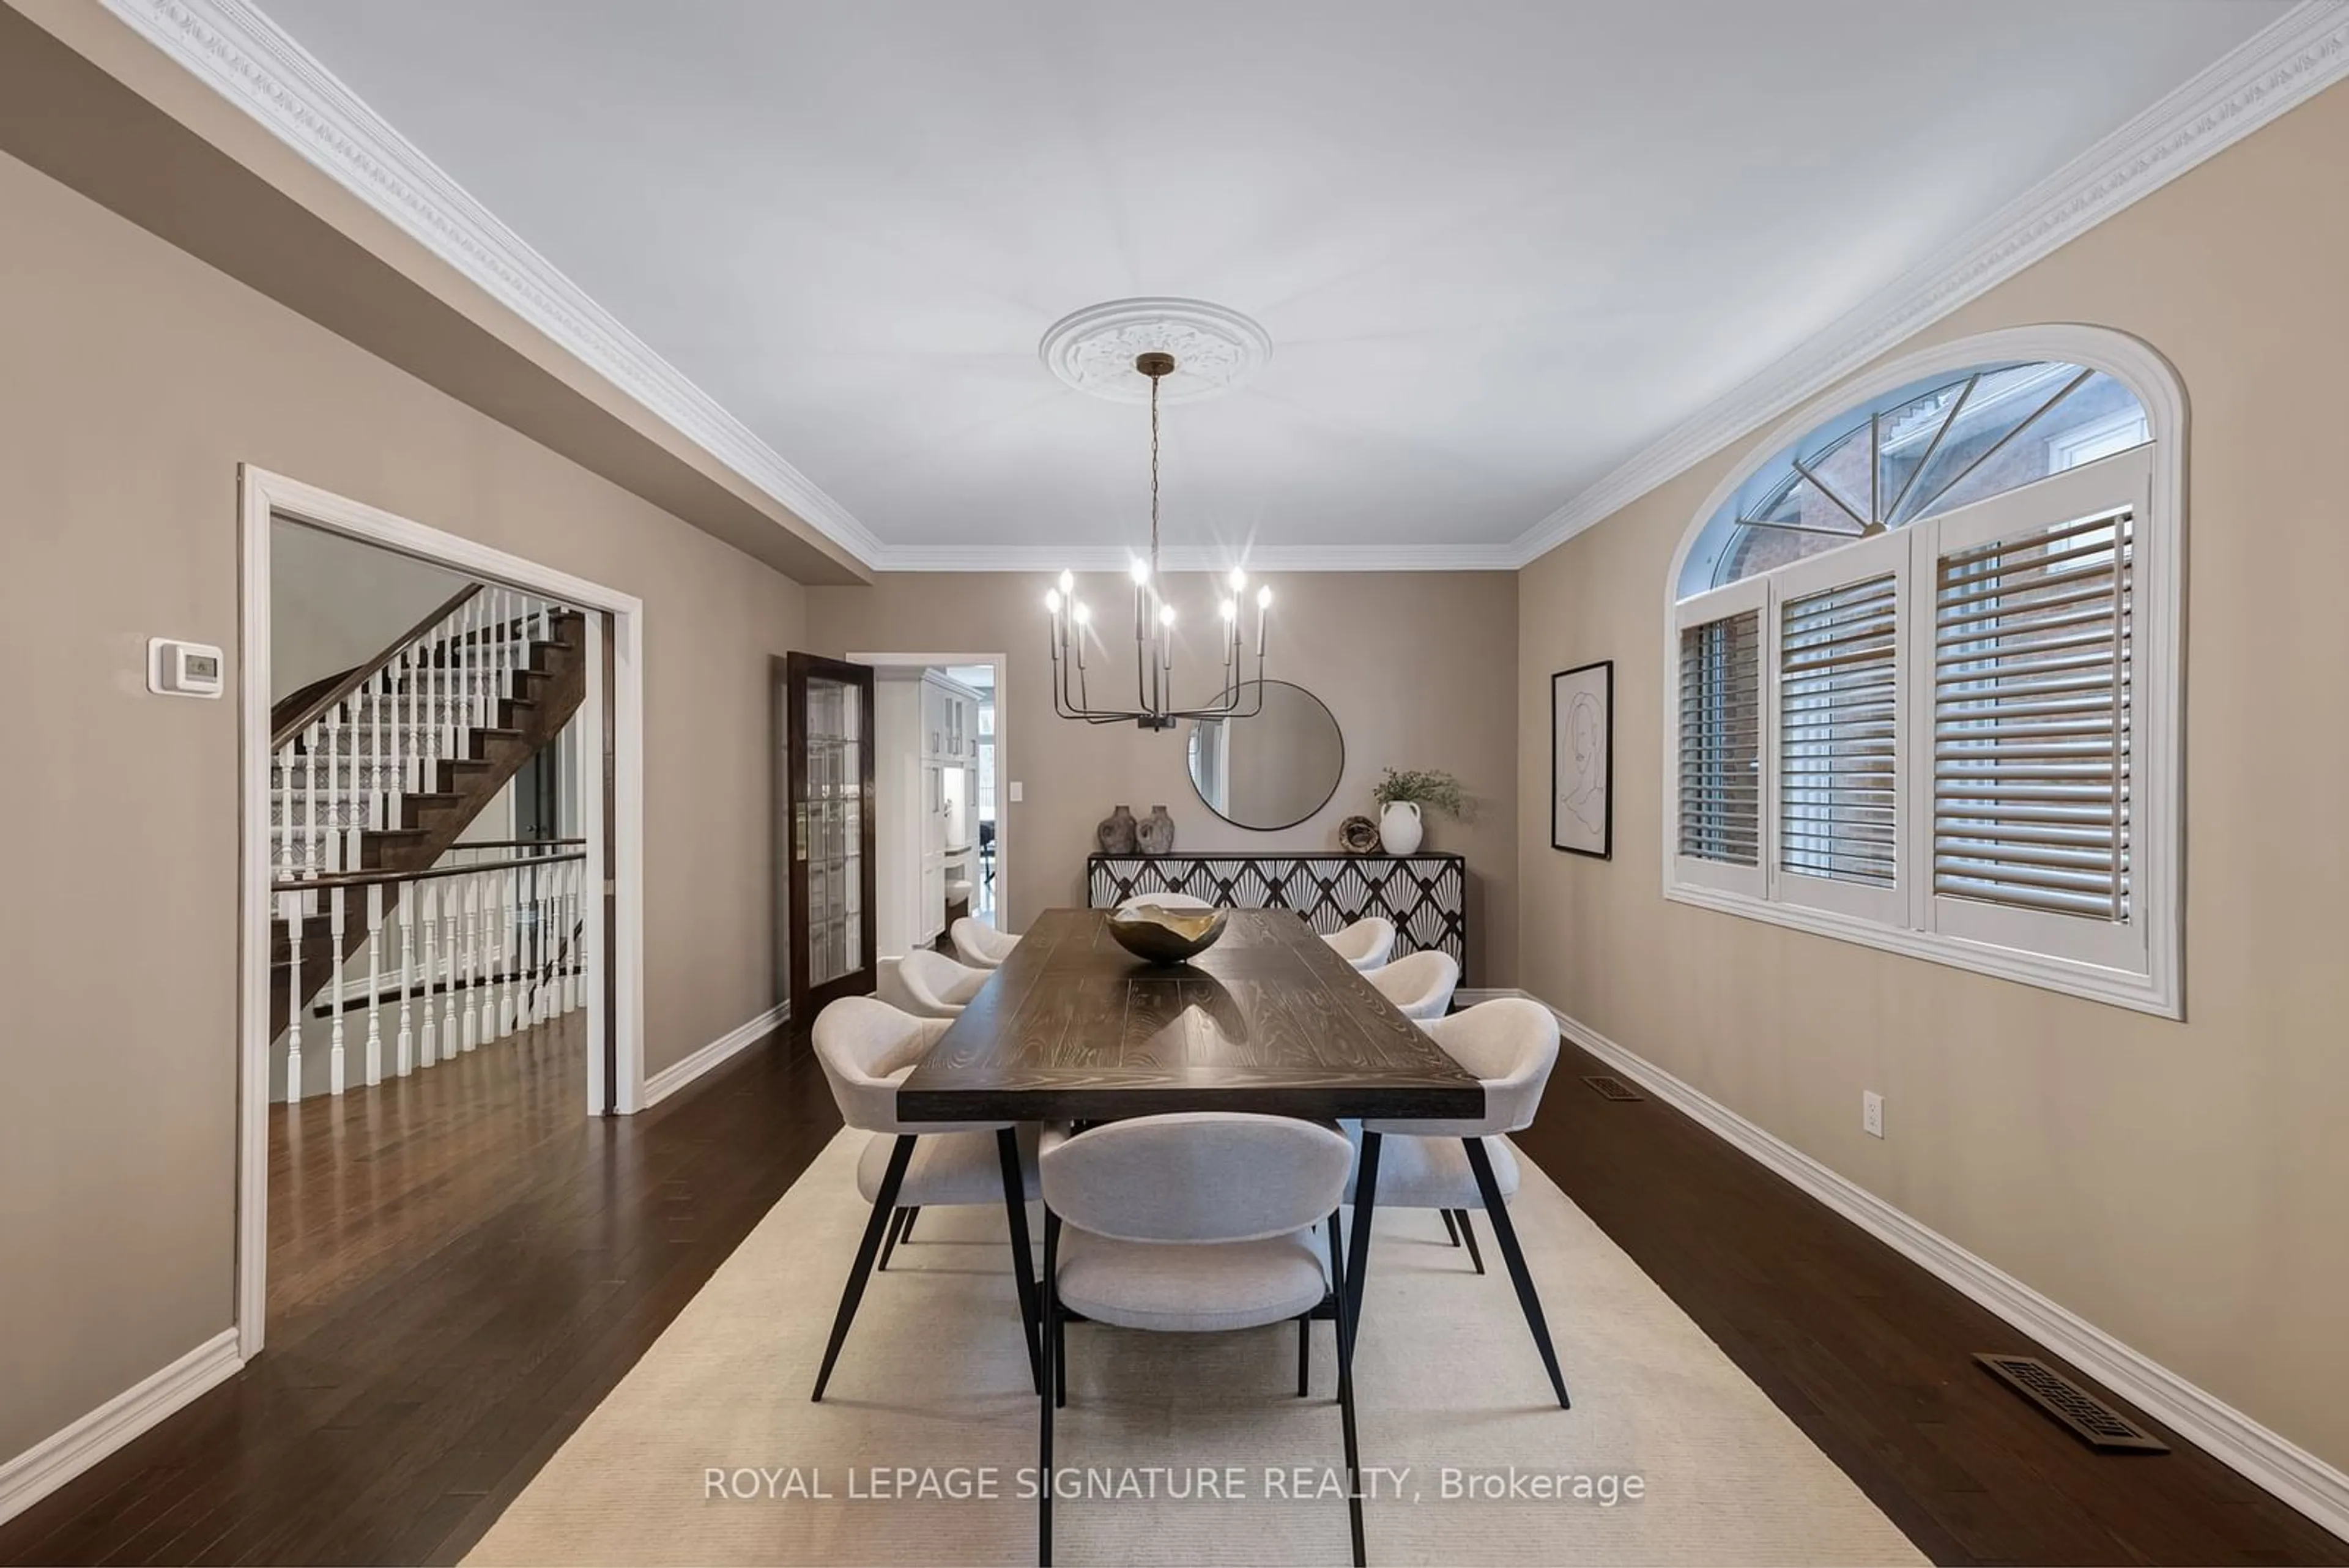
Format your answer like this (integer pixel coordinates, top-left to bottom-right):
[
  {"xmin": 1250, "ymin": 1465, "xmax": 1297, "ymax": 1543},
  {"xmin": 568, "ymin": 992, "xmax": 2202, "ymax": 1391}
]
[{"xmin": 1660, "ymin": 325, "xmax": 2184, "ymax": 1019}]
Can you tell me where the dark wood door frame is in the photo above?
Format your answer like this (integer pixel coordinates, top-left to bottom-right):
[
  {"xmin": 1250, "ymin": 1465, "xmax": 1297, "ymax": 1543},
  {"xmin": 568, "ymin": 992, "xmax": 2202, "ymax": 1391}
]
[{"xmin": 784, "ymin": 652, "xmax": 879, "ymax": 1024}]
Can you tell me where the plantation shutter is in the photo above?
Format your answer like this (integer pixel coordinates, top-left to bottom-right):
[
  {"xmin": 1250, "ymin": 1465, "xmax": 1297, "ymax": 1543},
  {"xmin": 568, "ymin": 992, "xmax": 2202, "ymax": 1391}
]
[
  {"xmin": 1921, "ymin": 443, "xmax": 2152, "ymax": 979},
  {"xmin": 1770, "ymin": 527, "xmax": 1908, "ymax": 923},
  {"xmin": 1674, "ymin": 582, "xmax": 1765, "ymax": 895}
]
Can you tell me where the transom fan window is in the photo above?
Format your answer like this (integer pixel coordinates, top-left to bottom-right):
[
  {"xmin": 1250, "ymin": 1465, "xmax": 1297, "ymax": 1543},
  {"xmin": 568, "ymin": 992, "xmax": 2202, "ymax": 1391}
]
[{"xmin": 1666, "ymin": 340, "xmax": 2178, "ymax": 1016}]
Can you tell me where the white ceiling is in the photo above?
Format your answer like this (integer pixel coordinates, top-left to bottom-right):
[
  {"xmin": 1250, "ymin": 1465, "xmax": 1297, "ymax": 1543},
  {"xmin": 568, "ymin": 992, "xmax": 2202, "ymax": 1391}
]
[{"xmin": 253, "ymin": 0, "xmax": 2286, "ymax": 565}]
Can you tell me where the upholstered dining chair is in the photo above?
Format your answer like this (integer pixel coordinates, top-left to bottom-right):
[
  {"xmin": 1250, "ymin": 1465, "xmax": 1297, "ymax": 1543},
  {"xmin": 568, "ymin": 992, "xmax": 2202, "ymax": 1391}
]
[
  {"xmin": 1351, "ymin": 997, "xmax": 1569, "ymax": 1408},
  {"xmin": 1362, "ymin": 949, "xmax": 1459, "ymax": 1021},
  {"xmin": 1116, "ymin": 891, "xmax": 1215, "ymax": 911},
  {"xmin": 809, "ymin": 997, "xmax": 1042, "ymax": 1402},
  {"xmin": 950, "ymin": 917, "xmax": 1020, "ymax": 969},
  {"xmin": 1321, "ymin": 916, "xmax": 1396, "ymax": 970},
  {"xmin": 877, "ymin": 949, "xmax": 988, "ymax": 1018},
  {"xmin": 1036, "ymin": 1113, "xmax": 1367, "ymax": 1567}
]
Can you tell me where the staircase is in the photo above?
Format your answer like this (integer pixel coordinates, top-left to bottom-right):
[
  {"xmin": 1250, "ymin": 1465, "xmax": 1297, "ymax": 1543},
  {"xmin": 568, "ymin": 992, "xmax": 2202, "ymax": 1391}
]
[{"xmin": 269, "ymin": 586, "xmax": 590, "ymax": 1093}]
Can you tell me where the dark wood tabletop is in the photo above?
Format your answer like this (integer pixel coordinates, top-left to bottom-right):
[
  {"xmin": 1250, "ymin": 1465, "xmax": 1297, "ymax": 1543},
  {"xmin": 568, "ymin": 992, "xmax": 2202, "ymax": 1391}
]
[{"xmin": 897, "ymin": 907, "xmax": 1485, "ymax": 1123}]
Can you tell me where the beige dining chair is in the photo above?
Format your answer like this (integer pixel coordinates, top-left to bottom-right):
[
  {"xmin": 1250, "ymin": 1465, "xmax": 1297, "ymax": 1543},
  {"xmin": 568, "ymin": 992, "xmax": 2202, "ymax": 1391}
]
[
  {"xmin": 877, "ymin": 949, "xmax": 988, "ymax": 1017},
  {"xmin": 809, "ymin": 996, "xmax": 1042, "ymax": 1402},
  {"xmin": 1321, "ymin": 916, "xmax": 1396, "ymax": 970},
  {"xmin": 1037, "ymin": 1112, "xmax": 1366, "ymax": 1567},
  {"xmin": 1362, "ymin": 949, "xmax": 1459, "ymax": 1021},
  {"xmin": 950, "ymin": 917, "xmax": 1020, "ymax": 969},
  {"xmin": 1353, "ymin": 997, "xmax": 1569, "ymax": 1408}
]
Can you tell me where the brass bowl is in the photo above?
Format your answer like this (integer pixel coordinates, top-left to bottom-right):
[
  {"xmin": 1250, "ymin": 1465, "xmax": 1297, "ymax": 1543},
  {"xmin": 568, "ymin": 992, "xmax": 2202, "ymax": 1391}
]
[{"xmin": 1107, "ymin": 903, "xmax": 1228, "ymax": 964}]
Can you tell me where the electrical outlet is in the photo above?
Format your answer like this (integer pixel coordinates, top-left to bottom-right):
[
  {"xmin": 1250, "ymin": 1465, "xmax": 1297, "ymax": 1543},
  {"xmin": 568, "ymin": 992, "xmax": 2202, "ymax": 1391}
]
[{"xmin": 1862, "ymin": 1090, "xmax": 1885, "ymax": 1139}]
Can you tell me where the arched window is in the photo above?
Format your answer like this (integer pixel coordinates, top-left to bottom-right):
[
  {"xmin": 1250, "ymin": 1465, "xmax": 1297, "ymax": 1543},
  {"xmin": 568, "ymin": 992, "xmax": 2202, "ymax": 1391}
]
[{"xmin": 1664, "ymin": 327, "xmax": 2181, "ymax": 1017}]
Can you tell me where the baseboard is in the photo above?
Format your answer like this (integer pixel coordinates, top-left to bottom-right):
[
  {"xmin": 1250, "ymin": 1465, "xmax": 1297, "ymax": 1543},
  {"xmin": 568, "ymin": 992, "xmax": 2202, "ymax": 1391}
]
[
  {"xmin": 0, "ymin": 1329, "xmax": 242, "ymax": 1527},
  {"xmin": 1498, "ymin": 988, "xmax": 2349, "ymax": 1542},
  {"xmin": 642, "ymin": 1001, "xmax": 790, "ymax": 1108}
]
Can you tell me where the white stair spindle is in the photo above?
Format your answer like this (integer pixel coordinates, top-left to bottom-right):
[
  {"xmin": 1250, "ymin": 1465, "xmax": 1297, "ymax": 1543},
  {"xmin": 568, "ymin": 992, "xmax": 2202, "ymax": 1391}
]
[
  {"xmin": 507, "ymin": 861, "xmax": 527, "ymax": 1034},
  {"xmin": 461, "ymin": 872, "xmax": 481, "ymax": 1052},
  {"xmin": 532, "ymin": 859, "xmax": 551, "ymax": 1024},
  {"xmin": 440, "ymin": 874, "xmax": 460, "ymax": 1058},
  {"xmin": 283, "ymin": 891, "xmax": 305, "ymax": 1104},
  {"xmin": 327, "ymin": 883, "xmax": 347, "ymax": 1096},
  {"xmin": 490, "ymin": 865, "xmax": 511, "ymax": 1040},
  {"xmin": 343, "ymin": 701, "xmax": 363, "ymax": 872},
  {"xmin": 418, "ymin": 878, "xmax": 439, "ymax": 1068},
  {"xmin": 396, "ymin": 880, "xmax": 416, "ymax": 1076},
  {"xmin": 303, "ymin": 721, "xmax": 323, "ymax": 878},
  {"xmin": 364, "ymin": 882, "xmax": 384, "ymax": 1088},
  {"xmin": 368, "ymin": 670, "xmax": 383, "ymax": 834},
  {"xmin": 566, "ymin": 857, "xmax": 583, "ymax": 1014},
  {"xmin": 532, "ymin": 860, "xmax": 551, "ymax": 1024}
]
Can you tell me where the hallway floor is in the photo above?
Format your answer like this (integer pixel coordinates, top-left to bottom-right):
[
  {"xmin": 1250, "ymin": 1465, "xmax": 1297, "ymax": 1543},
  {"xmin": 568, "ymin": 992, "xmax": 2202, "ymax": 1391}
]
[{"xmin": 0, "ymin": 1016, "xmax": 838, "ymax": 1565}]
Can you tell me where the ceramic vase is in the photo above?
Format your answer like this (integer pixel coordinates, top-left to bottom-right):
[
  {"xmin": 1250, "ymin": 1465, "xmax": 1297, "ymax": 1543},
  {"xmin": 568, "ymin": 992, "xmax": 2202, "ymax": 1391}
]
[
  {"xmin": 1379, "ymin": 800, "xmax": 1424, "ymax": 855},
  {"xmin": 1096, "ymin": 804, "xmax": 1138, "ymax": 855},
  {"xmin": 1138, "ymin": 804, "xmax": 1177, "ymax": 855}
]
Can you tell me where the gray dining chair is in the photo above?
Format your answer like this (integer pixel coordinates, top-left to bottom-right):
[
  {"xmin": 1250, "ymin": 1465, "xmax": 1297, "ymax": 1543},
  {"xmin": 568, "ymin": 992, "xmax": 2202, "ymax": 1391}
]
[
  {"xmin": 809, "ymin": 996, "xmax": 1042, "ymax": 1401},
  {"xmin": 1116, "ymin": 891, "xmax": 1214, "ymax": 912},
  {"xmin": 1321, "ymin": 916, "xmax": 1396, "ymax": 970},
  {"xmin": 876, "ymin": 949, "xmax": 988, "ymax": 1017},
  {"xmin": 950, "ymin": 917, "xmax": 1020, "ymax": 969},
  {"xmin": 1353, "ymin": 997, "xmax": 1569, "ymax": 1408},
  {"xmin": 1362, "ymin": 949, "xmax": 1459, "ymax": 1020},
  {"xmin": 1037, "ymin": 1113, "xmax": 1366, "ymax": 1567}
]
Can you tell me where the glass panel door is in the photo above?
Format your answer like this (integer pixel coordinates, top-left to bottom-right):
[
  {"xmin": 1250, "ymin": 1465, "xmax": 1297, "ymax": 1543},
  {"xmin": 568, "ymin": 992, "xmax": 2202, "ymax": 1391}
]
[{"xmin": 785, "ymin": 653, "xmax": 877, "ymax": 1019}]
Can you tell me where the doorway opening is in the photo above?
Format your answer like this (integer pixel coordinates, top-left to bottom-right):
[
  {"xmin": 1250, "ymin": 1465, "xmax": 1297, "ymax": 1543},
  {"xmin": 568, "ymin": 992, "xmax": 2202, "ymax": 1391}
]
[
  {"xmin": 849, "ymin": 652, "xmax": 1011, "ymax": 955},
  {"xmin": 238, "ymin": 467, "xmax": 645, "ymax": 1360}
]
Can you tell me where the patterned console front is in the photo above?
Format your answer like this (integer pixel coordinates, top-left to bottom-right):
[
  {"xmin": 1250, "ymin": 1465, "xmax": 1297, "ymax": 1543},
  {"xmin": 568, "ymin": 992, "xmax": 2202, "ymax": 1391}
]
[{"xmin": 1088, "ymin": 853, "xmax": 1468, "ymax": 979}]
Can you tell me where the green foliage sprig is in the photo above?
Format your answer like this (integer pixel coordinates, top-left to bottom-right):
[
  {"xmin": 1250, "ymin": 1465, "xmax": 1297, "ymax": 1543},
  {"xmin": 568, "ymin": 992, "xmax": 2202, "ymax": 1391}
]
[{"xmin": 1371, "ymin": 767, "xmax": 1468, "ymax": 819}]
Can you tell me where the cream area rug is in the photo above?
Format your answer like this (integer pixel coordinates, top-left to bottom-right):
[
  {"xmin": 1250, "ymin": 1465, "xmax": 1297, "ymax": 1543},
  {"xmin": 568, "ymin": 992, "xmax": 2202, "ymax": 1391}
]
[{"xmin": 466, "ymin": 1130, "xmax": 1925, "ymax": 1567}]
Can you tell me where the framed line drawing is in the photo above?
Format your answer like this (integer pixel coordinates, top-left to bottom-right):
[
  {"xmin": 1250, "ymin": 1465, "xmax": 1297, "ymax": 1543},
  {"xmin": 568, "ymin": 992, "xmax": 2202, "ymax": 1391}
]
[{"xmin": 1551, "ymin": 660, "xmax": 1613, "ymax": 858}]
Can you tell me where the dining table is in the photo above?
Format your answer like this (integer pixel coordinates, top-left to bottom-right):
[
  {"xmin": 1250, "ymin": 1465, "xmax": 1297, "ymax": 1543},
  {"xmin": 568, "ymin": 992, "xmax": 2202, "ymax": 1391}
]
[{"xmin": 898, "ymin": 905, "xmax": 1485, "ymax": 1342}]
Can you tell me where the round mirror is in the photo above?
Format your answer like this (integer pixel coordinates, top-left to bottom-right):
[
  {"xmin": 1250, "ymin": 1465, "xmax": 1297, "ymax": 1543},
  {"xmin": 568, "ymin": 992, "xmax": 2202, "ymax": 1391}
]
[{"xmin": 1187, "ymin": 680, "xmax": 1345, "ymax": 831}]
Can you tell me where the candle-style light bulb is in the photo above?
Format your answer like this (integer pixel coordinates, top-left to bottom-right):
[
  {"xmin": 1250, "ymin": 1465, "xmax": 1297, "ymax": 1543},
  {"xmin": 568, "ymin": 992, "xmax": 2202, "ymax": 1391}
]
[
  {"xmin": 1256, "ymin": 585, "xmax": 1273, "ymax": 610},
  {"xmin": 1159, "ymin": 603, "xmax": 1177, "ymax": 626},
  {"xmin": 1072, "ymin": 601, "xmax": 1091, "ymax": 625},
  {"xmin": 1129, "ymin": 557, "xmax": 1151, "ymax": 585},
  {"xmin": 1044, "ymin": 589, "xmax": 1062, "ymax": 613},
  {"xmin": 1227, "ymin": 567, "xmax": 1247, "ymax": 593},
  {"xmin": 1058, "ymin": 569, "xmax": 1075, "ymax": 595},
  {"xmin": 1219, "ymin": 598, "xmax": 1237, "ymax": 620}
]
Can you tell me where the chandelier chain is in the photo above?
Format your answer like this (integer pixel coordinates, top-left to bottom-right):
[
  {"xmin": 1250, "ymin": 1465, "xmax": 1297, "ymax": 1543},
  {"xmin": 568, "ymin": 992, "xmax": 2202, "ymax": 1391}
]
[{"xmin": 1148, "ymin": 368, "xmax": 1161, "ymax": 570}]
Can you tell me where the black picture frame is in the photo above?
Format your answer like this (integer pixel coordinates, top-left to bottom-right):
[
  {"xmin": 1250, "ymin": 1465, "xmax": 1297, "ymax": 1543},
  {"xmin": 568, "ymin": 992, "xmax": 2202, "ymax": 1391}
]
[{"xmin": 1550, "ymin": 660, "xmax": 1613, "ymax": 858}]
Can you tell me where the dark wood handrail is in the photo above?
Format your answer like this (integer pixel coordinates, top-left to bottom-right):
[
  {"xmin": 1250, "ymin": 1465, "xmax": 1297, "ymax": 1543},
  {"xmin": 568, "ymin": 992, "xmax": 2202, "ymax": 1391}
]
[
  {"xmin": 272, "ymin": 849, "xmax": 585, "ymax": 896},
  {"xmin": 272, "ymin": 584, "xmax": 483, "ymax": 750},
  {"xmin": 439, "ymin": 837, "xmax": 587, "ymax": 852}
]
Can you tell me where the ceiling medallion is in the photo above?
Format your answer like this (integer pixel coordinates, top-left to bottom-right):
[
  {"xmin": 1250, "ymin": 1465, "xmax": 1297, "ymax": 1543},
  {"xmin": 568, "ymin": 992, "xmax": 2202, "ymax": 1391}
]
[{"xmin": 1039, "ymin": 297, "xmax": 1272, "ymax": 405}]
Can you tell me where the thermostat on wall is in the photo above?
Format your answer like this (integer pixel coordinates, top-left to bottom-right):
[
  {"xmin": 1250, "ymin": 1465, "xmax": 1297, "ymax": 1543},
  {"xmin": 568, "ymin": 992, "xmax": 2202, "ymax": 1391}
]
[{"xmin": 149, "ymin": 638, "xmax": 225, "ymax": 699}]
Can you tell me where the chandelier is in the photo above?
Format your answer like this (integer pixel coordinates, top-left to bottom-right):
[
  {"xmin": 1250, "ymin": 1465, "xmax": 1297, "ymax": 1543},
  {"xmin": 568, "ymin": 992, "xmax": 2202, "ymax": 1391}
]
[{"xmin": 1044, "ymin": 349, "xmax": 1271, "ymax": 730}]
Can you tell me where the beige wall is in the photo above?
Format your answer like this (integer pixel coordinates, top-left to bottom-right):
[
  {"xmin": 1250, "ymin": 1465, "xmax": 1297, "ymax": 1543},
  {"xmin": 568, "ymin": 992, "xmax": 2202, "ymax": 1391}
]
[
  {"xmin": 1515, "ymin": 81, "xmax": 2349, "ymax": 1469},
  {"xmin": 0, "ymin": 149, "xmax": 803, "ymax": 1460},
  {"xmin": 807, "ymin": 571, "xmax": 1520, "ymax": 986},
  {"xmin": 270, "ymin": 518, "xmax": 472, "ymax": 700}
]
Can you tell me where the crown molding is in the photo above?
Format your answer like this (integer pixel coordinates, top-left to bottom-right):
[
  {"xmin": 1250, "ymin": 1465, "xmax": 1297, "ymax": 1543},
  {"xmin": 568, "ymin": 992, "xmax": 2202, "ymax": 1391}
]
[
  {"xmin": 96, "ymin": 0, "xmax": 2349, "ymax": 578},
  {"xmin": 94, "ymin": 0, "xmax": 889, "ymax": 567},
  {"xmin": 1506, "ymin": 0, "xmax": 2349, "ymax": 569},
  {"xmin": 865, "ymin": 541, "xmax": 1524, "ymax": 574}
]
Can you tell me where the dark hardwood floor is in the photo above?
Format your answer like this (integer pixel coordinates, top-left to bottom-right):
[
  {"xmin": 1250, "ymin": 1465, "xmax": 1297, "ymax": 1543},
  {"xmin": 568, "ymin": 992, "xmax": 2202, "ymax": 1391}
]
[
  {"xmin": 3, "ymin": 1009, "xmax": 2340, "ymax": 1565},
  {"xmin": 0, "ymin": 1014, "xmax": 842, "ymax": 1567},
  {"xmin": 1513, "ymin": 1038, "xmax": 2349, "ymax": 1567}
]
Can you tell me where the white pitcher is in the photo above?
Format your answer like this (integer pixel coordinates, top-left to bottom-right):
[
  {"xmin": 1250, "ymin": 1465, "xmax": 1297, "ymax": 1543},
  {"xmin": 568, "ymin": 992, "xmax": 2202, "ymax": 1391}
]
[{"xmin": 1379, "ymin": 800, "xmax": 1423, "ymax": 855}]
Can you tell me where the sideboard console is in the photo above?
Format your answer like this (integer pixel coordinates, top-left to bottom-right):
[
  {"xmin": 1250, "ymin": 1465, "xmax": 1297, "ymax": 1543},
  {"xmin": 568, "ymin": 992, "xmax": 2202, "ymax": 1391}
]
[{"xmin": 1087, "ymin": 852, "xmax": 1469, "ymax": 980}]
